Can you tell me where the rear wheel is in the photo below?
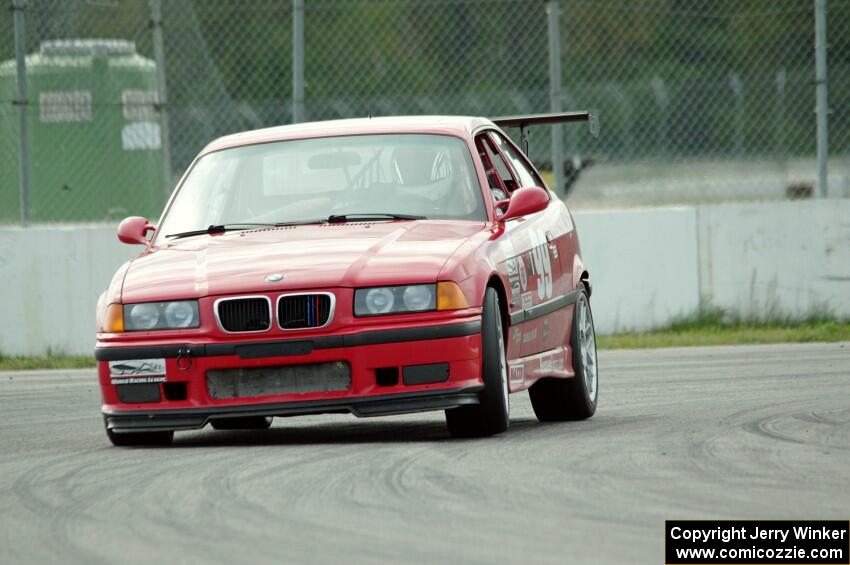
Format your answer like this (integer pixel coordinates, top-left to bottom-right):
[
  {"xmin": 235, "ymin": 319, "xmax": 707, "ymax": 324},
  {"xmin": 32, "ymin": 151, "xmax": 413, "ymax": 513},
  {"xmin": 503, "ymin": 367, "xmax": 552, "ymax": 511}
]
[
  {"xmin": 210, "ymin": 416, "xmax": 273, "ymax": 430},
  {"xmin": 445, "ymin": 287, "xmax": 509, "ymax": 438},
  {"xmin": 529, "ymin": 287, "xmax": 598, "ymax": 421},
  {"xmin": 106, "ymin": 427, "xmax": 174, "ymax": 447}
]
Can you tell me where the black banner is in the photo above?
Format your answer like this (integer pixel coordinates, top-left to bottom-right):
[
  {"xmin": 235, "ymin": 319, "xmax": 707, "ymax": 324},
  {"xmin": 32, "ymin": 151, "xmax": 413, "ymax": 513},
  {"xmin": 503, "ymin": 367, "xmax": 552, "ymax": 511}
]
[{"xmin": 666, "ymin": 521, "xmax": 849, "ymax": 564}]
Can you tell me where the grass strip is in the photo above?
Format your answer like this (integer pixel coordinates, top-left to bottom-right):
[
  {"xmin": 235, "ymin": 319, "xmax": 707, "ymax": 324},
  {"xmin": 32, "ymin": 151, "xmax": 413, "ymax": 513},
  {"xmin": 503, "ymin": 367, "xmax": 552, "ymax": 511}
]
[
  {"xmin": 598, "ymin": 309, "xmax": 850, "ymax": 349},
  {"xmin": 0, "ymin": 355, "xmax": 96, "ymax": 371}
]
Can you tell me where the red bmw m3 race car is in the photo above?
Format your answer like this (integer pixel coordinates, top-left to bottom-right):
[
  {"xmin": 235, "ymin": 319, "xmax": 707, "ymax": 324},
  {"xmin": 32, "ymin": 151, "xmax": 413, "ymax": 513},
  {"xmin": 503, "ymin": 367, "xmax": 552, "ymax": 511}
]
[{"xmin": 95, "ymin": 113, "xmax": 599, "ymax": 446}]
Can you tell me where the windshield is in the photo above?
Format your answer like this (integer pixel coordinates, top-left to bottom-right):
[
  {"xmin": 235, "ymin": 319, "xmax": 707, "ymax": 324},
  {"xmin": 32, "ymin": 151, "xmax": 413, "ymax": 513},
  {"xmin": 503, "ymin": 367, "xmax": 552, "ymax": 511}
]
[{"xmin": 156, "ymin": 133, "xmax": 486, "ymax": 240}]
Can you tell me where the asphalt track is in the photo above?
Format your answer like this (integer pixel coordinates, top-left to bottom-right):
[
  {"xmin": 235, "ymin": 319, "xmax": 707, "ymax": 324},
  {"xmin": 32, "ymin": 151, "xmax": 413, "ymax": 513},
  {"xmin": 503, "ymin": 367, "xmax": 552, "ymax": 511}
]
[{"xmin": 1, "ymin": 342, "xmax": 848, "ymax": 564}]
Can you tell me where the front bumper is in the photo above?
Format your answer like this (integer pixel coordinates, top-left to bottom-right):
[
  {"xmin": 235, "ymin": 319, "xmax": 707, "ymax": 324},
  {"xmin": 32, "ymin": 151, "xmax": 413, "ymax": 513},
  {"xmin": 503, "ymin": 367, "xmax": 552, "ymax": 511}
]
[
  {"xmin": 104, "ymin": 386, "xmax": 483, "ymax": 432},
  {"xmin": 97, "ymin": 319, "xmax": 483, "ymax": 432}
]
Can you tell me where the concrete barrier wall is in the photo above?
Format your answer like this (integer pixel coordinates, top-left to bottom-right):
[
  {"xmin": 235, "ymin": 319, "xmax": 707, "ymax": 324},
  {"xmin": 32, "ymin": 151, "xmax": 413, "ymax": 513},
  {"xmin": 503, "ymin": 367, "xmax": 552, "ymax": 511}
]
[
  {"xmin": 696, "ymin": 200, "xmax": 850, "ymax": 319},
  {"xmin": 572, "ymin": 207, "xmax": 700, "ymax": 333},
  {"xmin": 1, "ymin": 199, "xmax": 848, "ymax": 356},
  {"xmin": 0, "ymin": 225, "xmax": 136, "ymax": 356}
]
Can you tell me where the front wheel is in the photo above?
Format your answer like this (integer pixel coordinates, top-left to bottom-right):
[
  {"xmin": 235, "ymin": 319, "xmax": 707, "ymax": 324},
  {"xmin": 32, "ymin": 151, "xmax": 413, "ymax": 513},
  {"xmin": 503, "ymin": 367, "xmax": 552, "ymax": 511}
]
[
  {"xmin": 528, "ymin": 286, "xmax": 598, "ymax": 421},
  {"xmin": 445, "ymin": 287, "xmax": 509, "ymax": 438}
]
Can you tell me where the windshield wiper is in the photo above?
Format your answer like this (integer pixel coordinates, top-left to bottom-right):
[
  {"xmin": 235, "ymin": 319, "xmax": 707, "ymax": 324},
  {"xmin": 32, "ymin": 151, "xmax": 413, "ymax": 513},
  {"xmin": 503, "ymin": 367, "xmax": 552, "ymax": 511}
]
[
  {"xmin": 168, "ymin": 219, "xmax": 333, "ymax": 239},
  {"xmin": 327, "ymin": 213, "xmax": 426, "ymax": 223},
  {"xmin": 167, "ymin": 215, "xmax": 423, "ymax": 239},
  {"xmin": 273, "ymin": 218, "xmax": 327, "ymax": 227},
  {"xmin": 166, "ymin": 223, "xmax": 275, "ymax": 239}
]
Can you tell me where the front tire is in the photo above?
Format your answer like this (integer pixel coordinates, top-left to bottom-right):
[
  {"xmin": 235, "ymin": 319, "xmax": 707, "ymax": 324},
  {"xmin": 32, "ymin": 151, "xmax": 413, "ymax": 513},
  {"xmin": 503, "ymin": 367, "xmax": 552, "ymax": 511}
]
[
  {"xmin": 445, "ymin": 287, "xmax": 509, "ymax": 438},
  {"xmin": 528, "ymin": 286, "xmax": 598, "ymax": 421}
]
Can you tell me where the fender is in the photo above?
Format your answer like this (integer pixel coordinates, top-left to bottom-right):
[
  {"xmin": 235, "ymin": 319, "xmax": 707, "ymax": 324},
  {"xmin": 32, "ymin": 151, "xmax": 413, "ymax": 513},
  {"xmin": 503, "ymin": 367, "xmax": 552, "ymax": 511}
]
[{"xmin": 572, "ymin": 254, "xmax": 591, "ymax": 297}]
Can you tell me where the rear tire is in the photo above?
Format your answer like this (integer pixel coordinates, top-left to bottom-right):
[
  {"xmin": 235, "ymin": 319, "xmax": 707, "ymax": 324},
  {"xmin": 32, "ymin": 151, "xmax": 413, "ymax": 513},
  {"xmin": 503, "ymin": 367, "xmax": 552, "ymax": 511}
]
[
  {"xmin": 445, "ymin": 287, "xmax": 509, "ymax": 438},
  {"xmin": 106, "ymin": 428, "xmax": 174, "ymax": 447},
  {"xmin": 528, "ymin": 287, "xmax": 598, "ymax": 421},
  {"xmin": 210, "ymin": 416, "xmax": 273, "ymax": 430}
]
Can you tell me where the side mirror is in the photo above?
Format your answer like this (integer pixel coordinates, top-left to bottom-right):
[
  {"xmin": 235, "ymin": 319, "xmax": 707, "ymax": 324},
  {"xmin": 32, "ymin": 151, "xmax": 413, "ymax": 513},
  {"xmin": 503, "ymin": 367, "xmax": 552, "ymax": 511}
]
[
  {"xmin": 498, "ymin": 186, "xmax": 549, "ymax": 221},
  {"xmin": 117, "ymin": 216, "xmax": 155, "ymax": 247}
]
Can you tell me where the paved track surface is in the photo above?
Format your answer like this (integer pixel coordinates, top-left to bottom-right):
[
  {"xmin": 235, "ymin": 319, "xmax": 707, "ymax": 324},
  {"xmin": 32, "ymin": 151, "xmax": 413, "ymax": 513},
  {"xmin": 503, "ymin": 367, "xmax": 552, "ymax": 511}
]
[{"xmin": 1, "ymin": 342, "xmax": 849, "ymax": 564}]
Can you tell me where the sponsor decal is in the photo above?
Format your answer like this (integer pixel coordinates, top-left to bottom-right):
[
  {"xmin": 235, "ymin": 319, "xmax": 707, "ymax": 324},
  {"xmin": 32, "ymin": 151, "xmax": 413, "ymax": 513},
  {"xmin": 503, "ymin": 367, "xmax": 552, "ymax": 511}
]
[
  {"xmin": 509, "ymin": 364, "xmax": 524, "ymax": 386},
  {"xmin": 512, "ymin": 328, "xmax": 522, "ymax": 345},
  {"xmin": 503, "ymin": 247, "xmax": 523, "ymax": 304},
  {"xmin": 521, "ymin": 292, "xmax": 534, "ymax": 311},
  {"xmin": 109, "ymin": 359, "xmax": 167, "ymax": 385},
  {"xmin": 542, "ymin": 318, "xmax": 550, "ymax": 341},
  {"xmin": 110, "ymin": 375, "xmax": 167, "ymax": 385},
  {"xmin": 510, "ymin": 278, "xmax": 521, "ymax": 303},
  {"xmin": 503, "ymin": 231, "xmax": 555, "ymax": 308},
  {"xmin": 522, "ymin": 329, "xmax": 537, "ymax": 343},
  {"xmin": 539, "ymin": 352, "xmax": 565, "ymax": 373}
]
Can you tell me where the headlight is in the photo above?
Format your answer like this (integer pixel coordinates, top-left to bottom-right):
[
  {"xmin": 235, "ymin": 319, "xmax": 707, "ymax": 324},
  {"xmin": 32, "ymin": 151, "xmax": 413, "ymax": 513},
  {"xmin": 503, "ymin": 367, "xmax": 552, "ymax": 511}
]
[
  {"xmin": 164, "ymin": 301, "xmax": 197, "ymax": 328},
  {"xmin": 403, "ymin": 285, "xmax": 434, "ymax": 311},
  {"xmin": 354, "ymin": 285, "xmax": 436, "ymax": 316},
  {"xmin": 126, "ymin": 303, "xmax": 160, "ymax": 329},
  {"xmin": 364, "ymin": 287, "xmax": 395, "ymax": 314},
  {"xmin": 124, "ymin": 301, "xmax": 200, "ymax": 331}
]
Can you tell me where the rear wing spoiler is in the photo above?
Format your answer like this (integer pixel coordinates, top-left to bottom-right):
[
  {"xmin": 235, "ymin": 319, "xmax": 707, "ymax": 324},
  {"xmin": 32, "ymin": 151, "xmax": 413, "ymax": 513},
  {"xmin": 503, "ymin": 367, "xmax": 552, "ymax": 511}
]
[{"xmin": 491, "ymin": 111, "xmax": 599, "ymax": 153}]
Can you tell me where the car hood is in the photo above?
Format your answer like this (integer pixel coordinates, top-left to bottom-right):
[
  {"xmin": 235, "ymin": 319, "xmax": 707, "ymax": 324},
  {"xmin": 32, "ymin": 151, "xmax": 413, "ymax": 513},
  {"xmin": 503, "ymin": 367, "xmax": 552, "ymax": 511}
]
[{"xmin": 120, "ymin": 221, "xmax": 484, "ymax": 302}]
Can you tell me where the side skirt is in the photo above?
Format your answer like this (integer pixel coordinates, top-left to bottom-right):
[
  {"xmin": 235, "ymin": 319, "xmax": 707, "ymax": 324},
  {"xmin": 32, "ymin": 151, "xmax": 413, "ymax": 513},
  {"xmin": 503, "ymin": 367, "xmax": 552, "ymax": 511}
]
[{"xmin": 506, "ymin": 345, "xmax": 574, "ymax": 393}]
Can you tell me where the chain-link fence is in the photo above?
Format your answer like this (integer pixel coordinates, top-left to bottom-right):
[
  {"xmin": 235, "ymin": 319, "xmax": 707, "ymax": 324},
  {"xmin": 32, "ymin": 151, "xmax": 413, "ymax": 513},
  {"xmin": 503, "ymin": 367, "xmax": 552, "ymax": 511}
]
[
  {"xmin": 2, "ymin": 0, "xmax": 849, "ymax": 224},
  {"xmin": 1, "ymin": 0, "xmax": 158, "ymax": 223}
]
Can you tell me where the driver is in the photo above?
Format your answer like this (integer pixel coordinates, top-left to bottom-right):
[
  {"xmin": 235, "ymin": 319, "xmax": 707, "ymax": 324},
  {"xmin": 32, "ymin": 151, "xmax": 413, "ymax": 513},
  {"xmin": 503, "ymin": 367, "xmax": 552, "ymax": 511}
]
[{"xmin": 390, "ymin": 145, "xmax": 481, "ymax": 217}]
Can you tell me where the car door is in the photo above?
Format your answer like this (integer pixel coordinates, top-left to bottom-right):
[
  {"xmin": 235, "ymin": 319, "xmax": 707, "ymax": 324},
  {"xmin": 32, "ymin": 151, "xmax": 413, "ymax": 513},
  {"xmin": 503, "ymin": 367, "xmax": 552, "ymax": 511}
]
[
  {"xmin": 476, "ymin": 131, "xmax": 532, "ymax": 369},
  {"xmin": 486, "ymin": 130, "xmax": 569, "ymax": 359}
]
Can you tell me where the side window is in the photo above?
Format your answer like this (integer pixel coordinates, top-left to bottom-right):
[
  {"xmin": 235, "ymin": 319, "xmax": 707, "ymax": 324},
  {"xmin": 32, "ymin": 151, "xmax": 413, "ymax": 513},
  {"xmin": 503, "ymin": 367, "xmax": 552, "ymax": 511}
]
[
  {"xmin": 475, "ymin": 134, "xmax": 505, "ymax": 197},
  {"xmin": 486, "ymin": 137, "xmax": 517, "ymax": 192},
  {"xmin": 490, "ymin": 132, "xmax": 544, "ymax": 189},
  {"xmin": 475, "ymin": 133, "xmax": 518, "ymax": 199}
]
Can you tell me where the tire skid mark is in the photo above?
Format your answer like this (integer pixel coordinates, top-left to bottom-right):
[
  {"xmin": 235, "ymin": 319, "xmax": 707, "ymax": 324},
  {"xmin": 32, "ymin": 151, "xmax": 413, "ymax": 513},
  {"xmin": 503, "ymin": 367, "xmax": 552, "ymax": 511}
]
[
  {"xmin": 9, "ymin": 450, "xmax": 134, "ymax": 565},
  {"xmin": 3, "ymin": 343, "xmax": 850, "ymax": 565},
  {"xmin": 191, "ymin": 425, "xmax": 449, "ymax": 558},
  {"xmin": 748, "ymin": 408, "xmax": 850, "ymax": 452},
  {"xmin": 685, "ymin": 398, "xmax": 850, "ymax": 492}
]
